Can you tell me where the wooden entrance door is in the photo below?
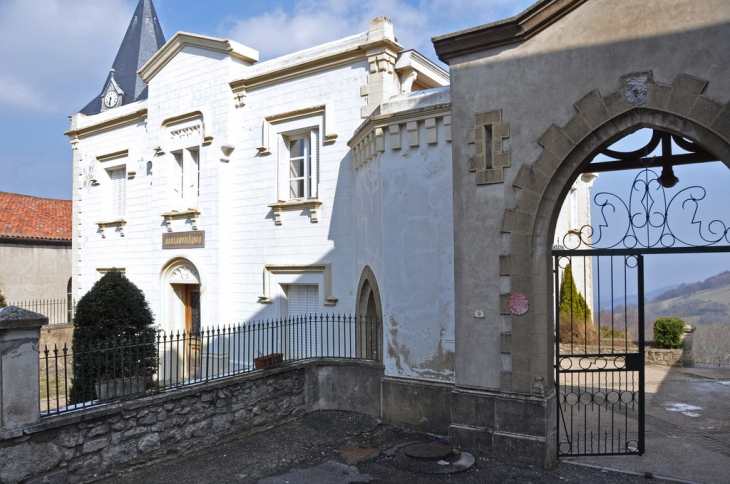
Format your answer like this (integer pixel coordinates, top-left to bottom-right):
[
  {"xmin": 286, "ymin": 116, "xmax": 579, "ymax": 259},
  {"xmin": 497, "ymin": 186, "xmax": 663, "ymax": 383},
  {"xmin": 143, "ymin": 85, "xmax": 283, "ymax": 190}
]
[{"xmin": 185, "ymin": 285, "xmax": 201, "ymax": 380}]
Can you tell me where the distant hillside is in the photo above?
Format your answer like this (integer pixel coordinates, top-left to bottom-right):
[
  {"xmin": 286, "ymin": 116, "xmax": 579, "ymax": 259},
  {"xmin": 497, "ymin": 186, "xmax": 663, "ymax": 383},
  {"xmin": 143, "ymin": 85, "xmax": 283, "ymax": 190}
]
[
  {"xmin": 652, "ymin": 271, "xmax": 730, "ymax": 302},
  {"xmin": 599, "ymin": 283, "xmax": 681, "ymax": 309},
  {"xmin": 595, "ymin": 270, "xmax": 730, "ymax": 329},
  {"xmin": 645, "ymin": 285, "xmax": 730, "ymax": 326}
]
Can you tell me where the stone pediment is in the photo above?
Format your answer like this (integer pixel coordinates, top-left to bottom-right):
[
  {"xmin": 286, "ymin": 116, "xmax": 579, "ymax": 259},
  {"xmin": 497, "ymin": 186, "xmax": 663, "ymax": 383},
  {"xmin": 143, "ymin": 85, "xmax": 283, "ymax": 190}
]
[{"xmin": 139, "ymin": 32, "xmax": 259, "ymax": 84}]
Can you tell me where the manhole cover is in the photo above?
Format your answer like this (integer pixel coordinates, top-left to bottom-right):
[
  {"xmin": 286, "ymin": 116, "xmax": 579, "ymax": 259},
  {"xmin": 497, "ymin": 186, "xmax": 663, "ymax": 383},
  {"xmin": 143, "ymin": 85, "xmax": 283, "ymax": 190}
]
[{"xmin": 403, "ymin": 442, "xmax": 453, "ymax": 459}]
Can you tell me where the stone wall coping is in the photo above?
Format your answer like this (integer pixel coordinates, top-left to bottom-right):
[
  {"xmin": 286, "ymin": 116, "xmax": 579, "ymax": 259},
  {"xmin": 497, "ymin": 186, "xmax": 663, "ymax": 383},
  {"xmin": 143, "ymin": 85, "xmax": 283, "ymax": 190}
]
[
  {"xmin": 453, "ymin": 384, "xmax": 556, "ymax": 403},
  {"xmin": 13, "ymin": 358, "xmax": 383, "ymax": 438},
  {"xmin": 0, "ymin": 306, "xmax": 48, "ymax": 330}
]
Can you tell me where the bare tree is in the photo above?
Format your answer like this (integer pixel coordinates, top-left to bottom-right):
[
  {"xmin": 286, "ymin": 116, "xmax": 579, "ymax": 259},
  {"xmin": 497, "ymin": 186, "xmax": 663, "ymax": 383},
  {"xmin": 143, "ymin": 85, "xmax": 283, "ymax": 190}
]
[{"xmin": 693, "ymin": 325, "xmax": 730, "ymax": 367}]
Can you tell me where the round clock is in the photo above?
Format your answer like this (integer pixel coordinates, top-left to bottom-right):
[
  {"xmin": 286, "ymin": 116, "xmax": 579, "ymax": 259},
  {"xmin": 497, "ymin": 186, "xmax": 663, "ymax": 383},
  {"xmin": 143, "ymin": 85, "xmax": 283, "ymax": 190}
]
[{"xmin": 104, "ymin": 91, "xmax": 118, "ymax": 108}]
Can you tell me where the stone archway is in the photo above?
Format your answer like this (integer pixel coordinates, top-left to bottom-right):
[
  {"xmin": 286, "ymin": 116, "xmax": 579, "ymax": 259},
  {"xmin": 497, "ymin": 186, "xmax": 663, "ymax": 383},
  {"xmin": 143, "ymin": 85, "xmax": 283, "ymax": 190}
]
[
  {"xmin": 159, "ymin": 257, "xmax": 202, "ymax": 334},
  {"xmin": 356, "ymin": 266, "xmax": 383, "ymax": 360},
  {"xmin": 499, "ymin": 72, "xmax": 730, "ymax": 396}
]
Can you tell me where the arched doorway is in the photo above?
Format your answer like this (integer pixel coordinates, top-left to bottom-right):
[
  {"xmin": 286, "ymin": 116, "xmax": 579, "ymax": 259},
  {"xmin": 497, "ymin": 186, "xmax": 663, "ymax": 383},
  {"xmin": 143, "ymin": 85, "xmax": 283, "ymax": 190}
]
[
  {"xmin": 159, "ymin": 257, "xmax": 202, "ymax": 334},
  {"xmin": 159, "ymin": 258, "xmax": 203, "ymax": 382},
  {"xmin": 356, "ymin": 266, "xmax": 383, "ymax": 361},
  {"xmin": 526, "ymin": 77, "xmax": 730, "ymax": 458}
]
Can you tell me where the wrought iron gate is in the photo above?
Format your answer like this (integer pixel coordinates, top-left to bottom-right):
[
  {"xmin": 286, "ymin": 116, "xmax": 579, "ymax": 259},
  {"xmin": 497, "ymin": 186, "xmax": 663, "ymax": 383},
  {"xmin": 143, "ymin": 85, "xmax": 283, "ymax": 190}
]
[
  {"xmin": 554, "ymin": 251, "xmax": 645, "ymax": 456},
  {"xmin": 553, "ymin": 129, "xmax": 730, "ymax": 457}
]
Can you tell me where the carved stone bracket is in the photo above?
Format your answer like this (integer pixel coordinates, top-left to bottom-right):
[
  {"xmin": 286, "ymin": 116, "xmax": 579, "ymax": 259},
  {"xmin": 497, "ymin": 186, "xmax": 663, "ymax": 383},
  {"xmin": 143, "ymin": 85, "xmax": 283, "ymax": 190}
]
[
  {"xmin": 96, "ymin": 219, "xmax": 126, "ymax": 238},
  {"xmin": 468, "ymin": 109, "xmax": 511, "ymax": 184},
  {"xmin": 268, "ymin": 199, "xmax": 322, "ymax": 225},
  {"xmin": 161, "ymin": 209, "xmax": 201, "ymax": 232}
]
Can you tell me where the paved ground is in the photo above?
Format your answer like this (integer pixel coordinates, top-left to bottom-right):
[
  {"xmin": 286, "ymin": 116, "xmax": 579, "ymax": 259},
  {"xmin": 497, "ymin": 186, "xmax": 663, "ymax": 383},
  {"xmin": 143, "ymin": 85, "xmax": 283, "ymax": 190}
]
[
  {"xmin": 95, "ymin": 365, "xmax": 729, "ymax": 484},
  {"xmin": 99, "ymin": 411, "xmax": 649, "ymax": 484},
  {"xmin": 569, "ymin": 365, "xmax": 730, "ymax": 484}
]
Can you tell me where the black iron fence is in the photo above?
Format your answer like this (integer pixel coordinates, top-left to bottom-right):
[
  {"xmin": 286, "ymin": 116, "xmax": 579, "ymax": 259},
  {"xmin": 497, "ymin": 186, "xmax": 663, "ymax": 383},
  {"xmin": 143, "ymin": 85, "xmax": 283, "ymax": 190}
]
[
  {"xmin": 40, "ymin": 314, "xmax": 381, "ymax": 416},
  {"xmin": 10, "ymin": 298, "xmax": 75, "ymax": 325}
]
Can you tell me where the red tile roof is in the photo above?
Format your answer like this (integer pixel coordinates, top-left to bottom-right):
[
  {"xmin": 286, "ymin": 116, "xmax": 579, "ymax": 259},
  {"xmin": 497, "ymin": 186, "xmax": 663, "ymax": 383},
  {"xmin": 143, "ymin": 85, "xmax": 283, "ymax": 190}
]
[{"xmin": 0, "ymin": 192, "xmax": 72, "ymax": 242}]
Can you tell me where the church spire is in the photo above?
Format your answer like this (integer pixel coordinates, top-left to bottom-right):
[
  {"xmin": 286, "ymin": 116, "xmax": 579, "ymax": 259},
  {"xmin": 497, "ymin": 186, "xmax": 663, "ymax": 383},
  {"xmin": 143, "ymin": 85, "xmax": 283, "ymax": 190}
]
[{"xmin": 80, "ymin": 0, "xmax": 166, "ymax": 115}]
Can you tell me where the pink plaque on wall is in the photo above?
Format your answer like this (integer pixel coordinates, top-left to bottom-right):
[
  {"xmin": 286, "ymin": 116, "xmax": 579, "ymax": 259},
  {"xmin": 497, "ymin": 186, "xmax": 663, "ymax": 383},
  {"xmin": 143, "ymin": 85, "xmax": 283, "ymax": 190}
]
[{"xmin": 508, "ymin": 293, "xmax": 529, "ymax": 316}]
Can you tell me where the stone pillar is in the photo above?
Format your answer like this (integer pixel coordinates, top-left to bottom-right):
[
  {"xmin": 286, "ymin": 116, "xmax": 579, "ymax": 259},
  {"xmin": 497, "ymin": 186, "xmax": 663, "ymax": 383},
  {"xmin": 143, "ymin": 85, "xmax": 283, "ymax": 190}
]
[
  {"xmin": 0, "ymin": 306, "xmax": 48, "ymax": 433},
  {"xmin": 682, "ymin": 324, "xmax": 696, "ymax": 368}
]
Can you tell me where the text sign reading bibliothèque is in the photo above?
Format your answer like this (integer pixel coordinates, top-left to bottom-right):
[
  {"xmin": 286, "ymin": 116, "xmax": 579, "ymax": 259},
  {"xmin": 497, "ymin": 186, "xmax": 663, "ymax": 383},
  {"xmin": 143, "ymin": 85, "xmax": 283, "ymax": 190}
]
[{"xmin": 162, "ymin": 231, "xmax": 205, "ymax": 249}]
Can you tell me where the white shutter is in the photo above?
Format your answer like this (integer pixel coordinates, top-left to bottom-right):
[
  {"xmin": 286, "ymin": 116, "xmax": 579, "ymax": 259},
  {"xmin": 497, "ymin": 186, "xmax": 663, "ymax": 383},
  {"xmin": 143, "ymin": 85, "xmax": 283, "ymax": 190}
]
[
  {"xmin": 288, "ymin": 285, "xmax": 320, "ymax": 357},
  {"xmin": 278, "ymin": 135, "xmax": 288, "ymax": 201},
  {"xmin": 188, "ymin": 149, "xmax": 199, "ymax": 209},
  {"xmin": 311, "ymin": 129, "xmax": 319, "ymax": 198},
  {"xmin": 110, "ymin": 168, "xmax": 126, "ymax": 217}
]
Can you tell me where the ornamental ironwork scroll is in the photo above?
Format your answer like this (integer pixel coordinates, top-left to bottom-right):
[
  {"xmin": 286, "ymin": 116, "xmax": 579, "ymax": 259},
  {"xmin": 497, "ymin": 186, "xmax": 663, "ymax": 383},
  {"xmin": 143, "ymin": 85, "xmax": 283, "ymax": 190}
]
[{"xmin": 562, "ymin": 129, "xmax": 729, "ymax": 250}]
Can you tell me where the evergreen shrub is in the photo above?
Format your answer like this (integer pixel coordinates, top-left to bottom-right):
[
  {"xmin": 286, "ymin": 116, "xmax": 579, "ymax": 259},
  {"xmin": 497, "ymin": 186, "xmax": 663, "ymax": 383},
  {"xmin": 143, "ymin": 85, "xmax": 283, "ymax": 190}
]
[
  {"xmin": 69, "ymin": 270, "xmax": 157, "ymax": 404},
  {"xmin": 559, "ymin": 263, "xmax": 596, "ymax": 344},
  {"xmin": 653, "ymin": 316, "xmax": 685, "ymax": 349},
  {"xmin": 0, "ymin": 289, "xmax": 6, "ymax": 308}
]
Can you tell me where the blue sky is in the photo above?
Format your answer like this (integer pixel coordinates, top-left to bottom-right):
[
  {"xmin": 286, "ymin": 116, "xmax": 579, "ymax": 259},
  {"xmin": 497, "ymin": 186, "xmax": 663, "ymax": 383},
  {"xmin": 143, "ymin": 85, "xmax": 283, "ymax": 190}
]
[
  {"xmin": 1, "ymin": 0, "xmax": 727, "ymax": 292},
  {"xmin": 0, "ymin": 0, "xmax": 529, "ymax": 201}
]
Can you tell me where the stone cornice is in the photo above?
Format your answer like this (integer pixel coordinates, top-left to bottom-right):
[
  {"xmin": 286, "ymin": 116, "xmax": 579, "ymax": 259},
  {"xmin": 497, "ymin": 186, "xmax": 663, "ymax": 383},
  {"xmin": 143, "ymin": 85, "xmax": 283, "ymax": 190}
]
[
  {"xmin": 432, "ymin": 0, "xmax": 587, "ymax": 63},
  {"xmin": 139, "ymin": 32, "xmax": 259, "ymax": 83},
  {"xmin": 65, "ymin": 108, "xmax": 148, "ymax": 139},
  {"xmin": 230, "ymin": 38, "xmax": 401, "ymax": 93}
]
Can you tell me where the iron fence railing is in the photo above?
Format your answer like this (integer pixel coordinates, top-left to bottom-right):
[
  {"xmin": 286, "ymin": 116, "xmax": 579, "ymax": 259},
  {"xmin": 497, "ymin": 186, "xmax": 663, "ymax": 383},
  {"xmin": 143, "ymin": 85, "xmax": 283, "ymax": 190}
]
[
  {"xmin": 40, "ymin": 314, "xmax": 381, "ymax": 417},
  {"xmin": 10, "ymin": 298, "xmax": 75, "ymax": 325}
]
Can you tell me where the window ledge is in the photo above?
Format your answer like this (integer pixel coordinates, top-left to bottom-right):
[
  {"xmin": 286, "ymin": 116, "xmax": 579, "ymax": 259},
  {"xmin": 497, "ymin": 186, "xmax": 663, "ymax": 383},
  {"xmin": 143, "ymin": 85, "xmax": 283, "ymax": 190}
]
[
  {"xmin": 268, "ymin": 199, "xmax": 322, "ymax": 225},
  {"xmin": 96, "ymin": 219, "xmax": 126, "ymax": 238},
  {"xmin": 161, "ymin": 209, "xmax": 201, "ymax": 232}
]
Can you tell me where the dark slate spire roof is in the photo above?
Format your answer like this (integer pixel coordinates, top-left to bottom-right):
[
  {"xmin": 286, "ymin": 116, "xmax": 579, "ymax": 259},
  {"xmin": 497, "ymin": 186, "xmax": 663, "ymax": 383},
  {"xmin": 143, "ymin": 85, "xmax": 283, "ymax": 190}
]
[{"xmin": 80, "ymin": 0, "xmax": 166, "ymax": 115}]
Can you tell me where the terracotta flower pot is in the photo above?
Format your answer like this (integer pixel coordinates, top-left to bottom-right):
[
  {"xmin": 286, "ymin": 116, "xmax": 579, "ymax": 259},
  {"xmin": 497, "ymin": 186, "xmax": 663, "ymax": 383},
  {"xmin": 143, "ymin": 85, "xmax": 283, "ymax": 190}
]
[{"xmin": 253, "ymin": 353, "xmax": 284, "ymax": 369}]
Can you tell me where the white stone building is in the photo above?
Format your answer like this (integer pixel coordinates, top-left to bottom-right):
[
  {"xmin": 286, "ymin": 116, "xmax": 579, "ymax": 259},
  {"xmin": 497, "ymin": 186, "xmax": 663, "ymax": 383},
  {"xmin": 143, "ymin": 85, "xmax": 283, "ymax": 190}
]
[
  {"xmin": 66, "ymin": 0, "xmax": 458, "ymax": 383},
  {"xmin": 66, "ymin": 0, "xmax": 592, "ymax": 425}
]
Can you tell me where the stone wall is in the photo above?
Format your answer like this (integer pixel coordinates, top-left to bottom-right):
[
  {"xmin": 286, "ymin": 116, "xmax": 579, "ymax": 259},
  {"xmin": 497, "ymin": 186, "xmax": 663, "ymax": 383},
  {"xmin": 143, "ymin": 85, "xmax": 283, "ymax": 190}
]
[
  {"xmin": 645, "ymin": 348, "xmax": 683, "ymax": 367},
  {"xmin": 0, "ymin": 359, "xmax": 383, "ymax": 484},
  {"xmin": 39, "ymin": 324, "xmax": 74, "ymax": 351}
]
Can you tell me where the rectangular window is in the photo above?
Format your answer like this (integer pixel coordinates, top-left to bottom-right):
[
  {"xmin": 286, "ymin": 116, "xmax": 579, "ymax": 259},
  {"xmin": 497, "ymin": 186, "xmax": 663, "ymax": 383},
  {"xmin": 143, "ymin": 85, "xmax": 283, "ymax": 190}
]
[
  {"xmin": 286, "ymin": 131, "xmax": 318, "ymax": 200},
  {"xmin": 109, "ymin": 167, "xmax": 126, "ymax": 218}
]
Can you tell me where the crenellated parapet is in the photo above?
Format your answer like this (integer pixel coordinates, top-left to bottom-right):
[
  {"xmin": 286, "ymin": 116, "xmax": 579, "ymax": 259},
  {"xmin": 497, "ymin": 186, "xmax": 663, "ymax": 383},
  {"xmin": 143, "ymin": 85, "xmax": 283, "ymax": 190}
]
[{"xmin": 349, "ymin": 88, "xmax": 452, "ymax": 170}]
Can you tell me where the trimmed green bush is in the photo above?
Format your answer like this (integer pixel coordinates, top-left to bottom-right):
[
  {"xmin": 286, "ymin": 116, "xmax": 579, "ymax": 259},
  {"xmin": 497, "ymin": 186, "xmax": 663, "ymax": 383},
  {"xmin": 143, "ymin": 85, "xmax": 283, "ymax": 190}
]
[
  {"xmin": 69, "ymin": 270, "xmax": 157, "ymax": 404},
  {"xmin": 653, "ymin": 316, "xmax": 686, "ymax": 349},
  {"xmin": 0, "ymin": 289, "xmax": 6, "ymax": 308}
]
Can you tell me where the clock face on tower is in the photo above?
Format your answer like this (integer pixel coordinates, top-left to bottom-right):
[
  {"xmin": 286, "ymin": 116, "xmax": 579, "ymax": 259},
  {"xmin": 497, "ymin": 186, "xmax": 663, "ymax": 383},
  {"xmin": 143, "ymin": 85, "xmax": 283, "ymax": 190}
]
[{"xmin": 104, "ymin": 91, "xmax": 118, "ymax": 108}]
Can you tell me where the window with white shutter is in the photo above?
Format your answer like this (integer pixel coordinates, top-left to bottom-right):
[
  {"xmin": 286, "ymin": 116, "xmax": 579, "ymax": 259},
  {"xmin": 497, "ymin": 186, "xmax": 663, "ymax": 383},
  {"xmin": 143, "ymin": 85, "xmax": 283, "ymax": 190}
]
[
  {"xmin": 109, "ymin": 167, "xmax": 126, "ymax": 218},
  {"xmin": 287, "ymin": 284, "xmax": 320, "ymax": 357},
  {"xmin": 284, "ymin": 130, "xmax": 319, "ymax": 201},
  {"xmin": 172, "ymin": 148, "xmax": 199, "ymax": 210}
]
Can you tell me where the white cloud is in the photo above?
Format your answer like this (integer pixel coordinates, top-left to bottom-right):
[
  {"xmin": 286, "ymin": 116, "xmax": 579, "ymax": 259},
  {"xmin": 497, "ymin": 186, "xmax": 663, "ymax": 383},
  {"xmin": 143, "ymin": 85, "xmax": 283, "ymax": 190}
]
[
  {"xmin": 224, "ymin": 0, "xmax": 529, "ymax": 63},
  {"xmin": 0, "ymin": 0, "xmax": 133, "ymax": 113}
]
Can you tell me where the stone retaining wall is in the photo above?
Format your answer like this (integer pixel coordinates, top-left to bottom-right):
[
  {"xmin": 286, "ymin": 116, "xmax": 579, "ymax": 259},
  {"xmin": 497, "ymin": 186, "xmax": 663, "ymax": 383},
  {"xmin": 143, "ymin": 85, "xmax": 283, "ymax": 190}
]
[
  {"xmin": 0, "ymin": 359, "xmax": 384, "ymax": 484},
  {"xmin": 645, "ymin": 348, "xmax": 683, "ymax": 367}
]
